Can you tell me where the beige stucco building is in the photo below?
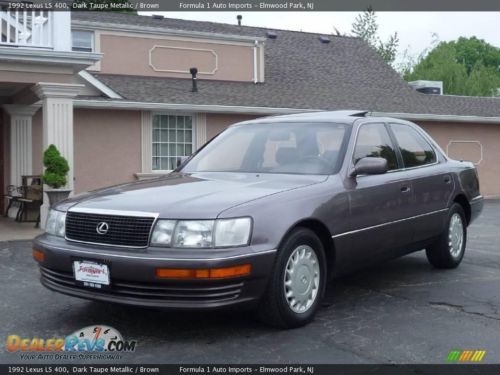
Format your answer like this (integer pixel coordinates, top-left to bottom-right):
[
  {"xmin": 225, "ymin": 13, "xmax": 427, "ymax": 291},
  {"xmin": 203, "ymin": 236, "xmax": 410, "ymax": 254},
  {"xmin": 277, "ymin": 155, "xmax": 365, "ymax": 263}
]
[{"xmin": 1, "ymin": 11, "xmax": 500, "ymax": 227}]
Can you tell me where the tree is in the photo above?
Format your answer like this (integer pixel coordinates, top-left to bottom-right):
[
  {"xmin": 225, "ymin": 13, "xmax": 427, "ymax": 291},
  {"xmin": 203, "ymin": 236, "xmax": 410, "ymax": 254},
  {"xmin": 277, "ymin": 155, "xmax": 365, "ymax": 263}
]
[
  {"xmin": 454, "ymin": 36, "xmax": 500, "ymax": 75},
  {"xmin": 397, "ymin": 32, "xmax": 440, "ymax": 78},
  {"xmin": 404, "ymin": 37, "xmax": 500, "ymax": 96},
  {"xmin": 404, "ymin": 43, "xmax": 468, "ymax": 94},
  {"xmin": 351, "ymin": 8, "xmax": 399, "ymax": 65},
  {"xmin": 377, "ymin": 33, "xmax": 399, "ymax": 66},
  {"xmin": 466, "ymin": 63, "xmax": 500, "ymax": 96}
]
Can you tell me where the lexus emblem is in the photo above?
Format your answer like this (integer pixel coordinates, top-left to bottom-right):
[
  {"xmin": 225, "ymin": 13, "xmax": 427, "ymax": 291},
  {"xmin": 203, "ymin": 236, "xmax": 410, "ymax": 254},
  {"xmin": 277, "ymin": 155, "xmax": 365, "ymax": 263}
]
[{"xmin": 96, "ymin": 222, "xmax": 109, "ymax": 235}]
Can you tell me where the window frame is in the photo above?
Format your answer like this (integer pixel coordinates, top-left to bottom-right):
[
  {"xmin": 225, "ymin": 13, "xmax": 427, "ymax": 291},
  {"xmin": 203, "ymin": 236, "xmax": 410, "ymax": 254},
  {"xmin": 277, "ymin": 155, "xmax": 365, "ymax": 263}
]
[
  {"xmin": 71, "ymin": 30, "xmax": 94, "ymax": 52},
  {"xmin": 387, "ymin": 122, "xmax": 439, "ymax": 170},
  {"xmin": 151, "ymin": 112, "xmax": 196, "ymax": 173},
  {"xmin": 350, "ymin": 121, "xmax": 402, "ymax": 172}
]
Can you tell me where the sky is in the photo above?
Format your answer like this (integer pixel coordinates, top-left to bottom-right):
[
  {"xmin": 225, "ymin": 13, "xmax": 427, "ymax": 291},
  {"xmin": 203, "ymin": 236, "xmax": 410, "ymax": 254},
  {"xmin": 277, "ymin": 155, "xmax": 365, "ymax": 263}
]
[{"xmin": 141, "ymin": 12, "xmax": 500, "ymax": 66}]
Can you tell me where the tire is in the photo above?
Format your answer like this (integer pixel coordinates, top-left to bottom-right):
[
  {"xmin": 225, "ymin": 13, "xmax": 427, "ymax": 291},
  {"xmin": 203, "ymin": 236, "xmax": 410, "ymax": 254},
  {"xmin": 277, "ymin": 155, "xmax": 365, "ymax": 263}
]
[
  {"xmin": 258, "ymin": 227, "xmax": 327, "ymax": 329},
  {"xmin": 425, "ymin": 203, "xmax": 467, "ymax": 269}
]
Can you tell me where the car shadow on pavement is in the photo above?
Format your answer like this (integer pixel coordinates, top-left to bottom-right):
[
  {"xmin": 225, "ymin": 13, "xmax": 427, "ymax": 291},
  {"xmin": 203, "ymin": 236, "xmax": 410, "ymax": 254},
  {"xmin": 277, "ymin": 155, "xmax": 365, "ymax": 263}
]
[
  {"xmin": 61, "ymin": 295, "xmax": 274, "ymax": 338},
  {"xmin": 59, "ymin": 252, "xmax": 437, "ymax": 337}
]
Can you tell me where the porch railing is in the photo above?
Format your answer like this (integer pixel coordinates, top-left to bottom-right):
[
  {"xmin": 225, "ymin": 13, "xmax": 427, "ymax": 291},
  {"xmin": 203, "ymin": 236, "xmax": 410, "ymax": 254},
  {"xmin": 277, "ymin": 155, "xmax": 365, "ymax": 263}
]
[{"xmin": 0, "ymin": 8, "xmax": 53, "ymax": 49}]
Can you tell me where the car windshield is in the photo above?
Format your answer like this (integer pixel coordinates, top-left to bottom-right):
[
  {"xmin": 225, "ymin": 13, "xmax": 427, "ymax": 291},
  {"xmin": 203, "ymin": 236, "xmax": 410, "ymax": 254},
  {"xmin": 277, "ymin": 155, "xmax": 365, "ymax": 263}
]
[{"xmin": 181, "ymin": 122, "xmax": 349, "ymax": 175}]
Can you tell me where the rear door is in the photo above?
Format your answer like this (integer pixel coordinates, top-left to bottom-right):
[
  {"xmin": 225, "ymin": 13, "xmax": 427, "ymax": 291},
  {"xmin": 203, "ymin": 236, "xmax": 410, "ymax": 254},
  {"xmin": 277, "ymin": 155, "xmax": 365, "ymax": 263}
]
[
  {"xmin": 342, "ymin": 122, "xmax": 414, "ymax": 264},
  {"xmin": 388, "ymin": 123, "xmax": 454, "ymax": 242}
]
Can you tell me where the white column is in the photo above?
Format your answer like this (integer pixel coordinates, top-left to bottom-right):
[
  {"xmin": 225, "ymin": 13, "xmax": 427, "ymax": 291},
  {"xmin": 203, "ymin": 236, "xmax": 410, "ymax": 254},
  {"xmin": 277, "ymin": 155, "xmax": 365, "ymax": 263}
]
[
  {"xmin": 2, "ymin": 105, "xmax": 40, "ymax": 218},
  {"xmin": 3, "ymin": 105, "xmax": 40, "ymax": 186},
  {"xmin": 32, "ymin": 82, "xmax": 83, "ymax": 227}
]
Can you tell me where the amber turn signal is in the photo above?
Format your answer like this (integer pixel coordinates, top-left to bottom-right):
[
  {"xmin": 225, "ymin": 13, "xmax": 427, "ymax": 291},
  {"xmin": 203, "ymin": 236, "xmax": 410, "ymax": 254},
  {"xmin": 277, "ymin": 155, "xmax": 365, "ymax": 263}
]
[
  {"xmin": 156, "ymin": 264, "xmax": 251, "ymax": 279},
  {"xmin": 32, "ymin": 248, "xmax": 45, "ymax": 262}
]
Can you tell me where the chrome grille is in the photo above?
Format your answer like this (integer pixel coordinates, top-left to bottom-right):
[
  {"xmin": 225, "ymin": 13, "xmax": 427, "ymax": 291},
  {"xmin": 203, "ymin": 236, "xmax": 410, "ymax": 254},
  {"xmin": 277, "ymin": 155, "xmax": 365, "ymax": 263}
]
[{"xmin": 65, "ymin": 211, "xmax": 155, "ymax": 247}]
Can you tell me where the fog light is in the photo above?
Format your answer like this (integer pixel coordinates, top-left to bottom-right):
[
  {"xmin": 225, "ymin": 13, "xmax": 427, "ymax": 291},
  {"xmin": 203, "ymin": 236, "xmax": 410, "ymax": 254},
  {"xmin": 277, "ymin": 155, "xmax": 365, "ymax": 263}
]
[
  {"xmin": 155, "ymin": 264, "xmax": 251, "ymax": 279},
  {"xmin": 32, "ymin": 248, "xmax": 45, "ymax": 262}
]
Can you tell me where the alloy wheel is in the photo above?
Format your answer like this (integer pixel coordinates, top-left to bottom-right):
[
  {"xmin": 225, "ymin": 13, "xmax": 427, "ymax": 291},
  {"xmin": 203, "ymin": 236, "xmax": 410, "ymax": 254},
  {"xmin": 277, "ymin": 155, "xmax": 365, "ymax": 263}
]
[
  {"xmin": 448, "ymin": 213, "xmax": 464, "ymax": 258},
  {"xmin": 283, "ymin": 245, "xmax": 320, "ymax": 314}
]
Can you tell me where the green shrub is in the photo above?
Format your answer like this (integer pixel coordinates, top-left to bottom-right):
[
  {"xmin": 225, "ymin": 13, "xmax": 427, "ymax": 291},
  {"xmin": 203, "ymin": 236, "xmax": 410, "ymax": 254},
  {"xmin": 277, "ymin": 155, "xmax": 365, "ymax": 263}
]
[{"xmin": 43, "ymin": 144, "xmax": 69, "ymax": 189}]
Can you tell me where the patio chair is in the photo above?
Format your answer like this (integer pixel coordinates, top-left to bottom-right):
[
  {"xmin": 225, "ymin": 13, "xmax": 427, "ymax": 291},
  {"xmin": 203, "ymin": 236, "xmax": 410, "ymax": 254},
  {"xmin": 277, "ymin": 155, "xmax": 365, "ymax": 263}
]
[
  {"xmin": 16, "ymin": 178, "xmax": 43, "ymax": 228},
  {"xmin": 3, "ymin": 185, "xmax": 21, "ymax": 217}
]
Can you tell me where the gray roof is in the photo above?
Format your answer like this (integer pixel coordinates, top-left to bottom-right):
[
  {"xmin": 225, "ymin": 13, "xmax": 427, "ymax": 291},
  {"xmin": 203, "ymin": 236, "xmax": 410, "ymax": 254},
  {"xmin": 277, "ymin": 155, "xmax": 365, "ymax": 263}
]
[
  {"xmin": 236, "ymin": 111, "xmax": 369, "ymax": 125},
  {"xmin": 73, "ymin": 12, "xmax": 500, "ymax": 118}
]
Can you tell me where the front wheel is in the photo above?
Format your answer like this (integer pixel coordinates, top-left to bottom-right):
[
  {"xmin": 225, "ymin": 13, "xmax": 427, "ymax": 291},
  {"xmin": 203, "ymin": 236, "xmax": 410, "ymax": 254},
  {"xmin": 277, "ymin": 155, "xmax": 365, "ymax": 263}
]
[
  {"xmin": 258, "ymin": 227, "xmax": 326, "ymax": 328},
  {"xmin": 426, "ymin": 203, "xmax": 467, "ymax": 269}
]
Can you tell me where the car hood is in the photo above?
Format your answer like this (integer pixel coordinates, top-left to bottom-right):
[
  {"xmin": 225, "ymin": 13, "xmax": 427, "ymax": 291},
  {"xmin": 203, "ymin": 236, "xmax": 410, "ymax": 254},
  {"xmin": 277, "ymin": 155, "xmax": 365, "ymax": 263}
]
[{"xmin": 62, "ymin": 172, "xmax": 327, "ymax": 219}]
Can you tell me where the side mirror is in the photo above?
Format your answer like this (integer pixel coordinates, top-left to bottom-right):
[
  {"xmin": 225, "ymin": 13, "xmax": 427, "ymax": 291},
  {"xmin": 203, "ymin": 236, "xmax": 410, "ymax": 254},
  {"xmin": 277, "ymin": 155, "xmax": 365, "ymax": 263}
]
[
  {"xmin": 350, "ymin": 157, "xmax": 388, "ymax": 177},
  {"xmin": 176, "ymin": 156, "xmax": 189, "ymax": 168}
]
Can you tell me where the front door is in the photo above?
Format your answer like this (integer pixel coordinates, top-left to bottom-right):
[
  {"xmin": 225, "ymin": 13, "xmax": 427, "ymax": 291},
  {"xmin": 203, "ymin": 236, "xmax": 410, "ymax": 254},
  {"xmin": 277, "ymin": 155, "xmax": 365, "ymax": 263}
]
[{"xmin": 343, "ymin": 122, "xmax": 414, "ymax": 265}]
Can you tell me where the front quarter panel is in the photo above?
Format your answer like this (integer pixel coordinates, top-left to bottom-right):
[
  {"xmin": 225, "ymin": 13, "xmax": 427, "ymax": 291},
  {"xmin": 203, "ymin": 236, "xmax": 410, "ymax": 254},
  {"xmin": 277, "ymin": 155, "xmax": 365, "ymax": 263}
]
[{"xmin": 217, "ymin": 175, "xmax": 349, "ymax": 255}]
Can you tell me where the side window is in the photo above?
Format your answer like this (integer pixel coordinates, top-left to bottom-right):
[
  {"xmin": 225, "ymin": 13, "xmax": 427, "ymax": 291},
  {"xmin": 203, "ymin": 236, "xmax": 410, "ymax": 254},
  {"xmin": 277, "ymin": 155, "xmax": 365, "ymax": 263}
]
[
  {"xmin": 354, "ymin": 123, "xmax": 398, "ymax": 170},
  {"xmin": 390, "ymin": 124, "xmax": 437, "ymax": 168}
]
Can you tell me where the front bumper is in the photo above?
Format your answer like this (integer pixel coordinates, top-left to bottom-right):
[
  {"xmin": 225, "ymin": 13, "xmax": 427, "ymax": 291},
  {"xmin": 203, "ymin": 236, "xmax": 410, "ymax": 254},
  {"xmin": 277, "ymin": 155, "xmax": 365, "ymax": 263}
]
[{"xmin": 33, "ymin": 234, "xmax": 276, "ymax": 310}]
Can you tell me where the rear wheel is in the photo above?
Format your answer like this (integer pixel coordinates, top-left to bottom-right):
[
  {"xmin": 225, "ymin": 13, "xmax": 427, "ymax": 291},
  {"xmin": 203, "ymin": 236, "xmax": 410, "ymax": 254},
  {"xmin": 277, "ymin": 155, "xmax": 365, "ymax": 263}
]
[
  {"xmin": 426, "ymin": 203, "xmax": 467, "ymax": 269},
  {"xmin": 258, "ymin": 227, "xmax": 326, "ymax": 328}
]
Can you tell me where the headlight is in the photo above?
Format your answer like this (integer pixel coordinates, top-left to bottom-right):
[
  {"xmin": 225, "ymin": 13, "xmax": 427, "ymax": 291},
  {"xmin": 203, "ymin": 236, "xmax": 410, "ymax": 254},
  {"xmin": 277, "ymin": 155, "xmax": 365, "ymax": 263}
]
[
  {"xmin": 45, "ymin": 209, "xmax": 66, "ymax": 237},
  {"xmin": 174, "ymin": 220, "xmax": 214, "ymax": 248},
  {"xmin": 214, "ymin": 218, "xmax": 252, "ymax": 247},
  {"xmin": 150, "ymin": 217, "xmax": 252, "ymax": 248},
  {"xmin": 150, "ymin": 220, "xmax": 176, "ymax": 246}
]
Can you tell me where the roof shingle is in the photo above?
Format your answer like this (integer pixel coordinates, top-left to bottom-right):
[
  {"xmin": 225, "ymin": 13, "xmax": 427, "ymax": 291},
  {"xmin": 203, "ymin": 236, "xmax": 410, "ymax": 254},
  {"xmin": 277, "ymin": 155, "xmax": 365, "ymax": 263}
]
[{"xmin": 73, "ymin": 12, "xmax": 500, "ymax": 118}]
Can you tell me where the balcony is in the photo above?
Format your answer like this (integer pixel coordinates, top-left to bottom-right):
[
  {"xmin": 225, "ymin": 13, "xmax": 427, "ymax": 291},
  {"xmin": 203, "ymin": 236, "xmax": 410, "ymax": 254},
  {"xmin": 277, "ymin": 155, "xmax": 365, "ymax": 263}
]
[
  {"xmin": 0, "ymin": 8, "xmax": 53, "ymax": 48},
  {"xmin": 0, "ymin": 9, "xmax": 100, "ymax": 75},
  {"xmin": 0, "ymin": 8, "xmax": 71, "ymax": 51}
]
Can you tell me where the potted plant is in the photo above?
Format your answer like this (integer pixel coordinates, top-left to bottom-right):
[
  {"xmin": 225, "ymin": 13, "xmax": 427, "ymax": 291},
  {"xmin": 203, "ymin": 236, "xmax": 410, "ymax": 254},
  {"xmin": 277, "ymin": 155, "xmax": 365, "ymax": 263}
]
[{"xmin": 43, "ymin": 144, "xmax": 71, "ymax": 206}]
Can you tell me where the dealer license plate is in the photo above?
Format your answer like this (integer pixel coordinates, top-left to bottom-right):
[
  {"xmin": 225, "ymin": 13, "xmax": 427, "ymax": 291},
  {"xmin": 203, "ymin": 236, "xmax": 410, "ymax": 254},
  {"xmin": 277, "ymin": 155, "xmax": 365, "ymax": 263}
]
[{"xmin": 73, "ymin": 261, "xmax": 110, "ymax": 288}]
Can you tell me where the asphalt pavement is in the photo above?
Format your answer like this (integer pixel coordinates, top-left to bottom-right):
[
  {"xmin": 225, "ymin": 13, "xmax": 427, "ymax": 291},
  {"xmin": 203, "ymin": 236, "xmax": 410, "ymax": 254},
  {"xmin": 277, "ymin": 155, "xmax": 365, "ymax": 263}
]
[{"xmin": 0, "ymin": 200, "xmax": 499, "ymax": 364}]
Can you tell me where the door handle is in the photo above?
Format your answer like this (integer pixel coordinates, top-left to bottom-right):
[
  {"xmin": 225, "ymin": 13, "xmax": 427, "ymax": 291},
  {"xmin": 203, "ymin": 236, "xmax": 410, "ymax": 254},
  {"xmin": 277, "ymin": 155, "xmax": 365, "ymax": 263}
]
[
  {"xmin": 444, "ymin": 176, "xmax": 451, "ymax": 184},
  {"xmin": 401, "ymin": 186, "xmax": 411, "ymax": 193}
]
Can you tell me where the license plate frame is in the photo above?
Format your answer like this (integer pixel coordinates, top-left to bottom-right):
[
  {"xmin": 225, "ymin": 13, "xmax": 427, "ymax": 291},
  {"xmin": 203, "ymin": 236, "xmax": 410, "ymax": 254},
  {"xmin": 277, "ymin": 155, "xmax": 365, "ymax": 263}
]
[{"xmin": 73, "ymin": 260, "xmax": 110, "ymax": 289}]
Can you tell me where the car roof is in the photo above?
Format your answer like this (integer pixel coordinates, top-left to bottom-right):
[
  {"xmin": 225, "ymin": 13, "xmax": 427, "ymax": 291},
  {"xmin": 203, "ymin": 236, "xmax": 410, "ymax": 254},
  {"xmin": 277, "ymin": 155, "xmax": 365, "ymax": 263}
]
[{"xmin": 234, "ymin": 110, "xmax": 369, "ymax": 126}]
